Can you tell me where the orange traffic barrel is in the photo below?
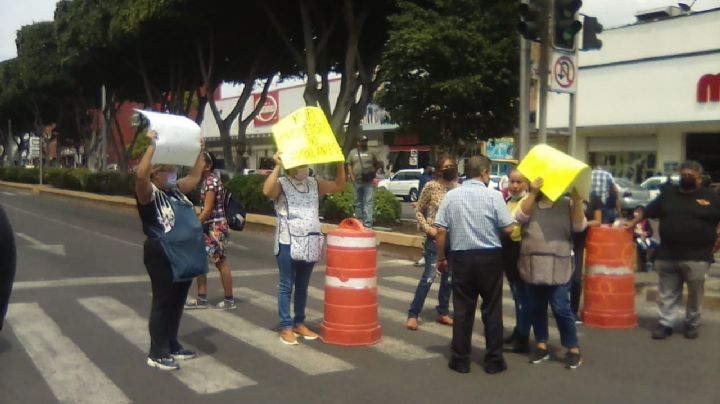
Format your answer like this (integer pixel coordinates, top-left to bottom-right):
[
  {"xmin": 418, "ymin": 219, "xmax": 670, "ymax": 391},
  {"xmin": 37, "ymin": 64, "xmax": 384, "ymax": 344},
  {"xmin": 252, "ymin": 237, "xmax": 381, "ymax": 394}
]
[
  {"xmin": 320, "ymin": 219, "xmax": 382, "ymax": 346},
  {"xmin": 582, "ymin": 226, "xmax": 638, "ymax": 329}
]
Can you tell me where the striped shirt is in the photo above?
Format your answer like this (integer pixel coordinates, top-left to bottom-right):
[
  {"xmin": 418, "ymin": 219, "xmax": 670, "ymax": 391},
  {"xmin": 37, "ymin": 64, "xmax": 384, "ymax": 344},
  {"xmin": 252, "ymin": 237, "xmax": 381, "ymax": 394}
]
[
  {"xmin": 434, "ymin": 179, "xmax": 515, "ymax": 251},
  {"xmin": 591, "ymin": 169, "xmax": 615, "ymax": 204}
]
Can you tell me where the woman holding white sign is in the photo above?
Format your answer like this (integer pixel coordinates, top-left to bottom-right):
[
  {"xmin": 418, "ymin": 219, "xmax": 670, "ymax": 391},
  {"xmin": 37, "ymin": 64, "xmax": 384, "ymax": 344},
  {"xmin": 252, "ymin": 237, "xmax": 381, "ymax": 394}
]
[{"xmin": 262, "ymin": 153, "xmax": 346, "ymax": 345}]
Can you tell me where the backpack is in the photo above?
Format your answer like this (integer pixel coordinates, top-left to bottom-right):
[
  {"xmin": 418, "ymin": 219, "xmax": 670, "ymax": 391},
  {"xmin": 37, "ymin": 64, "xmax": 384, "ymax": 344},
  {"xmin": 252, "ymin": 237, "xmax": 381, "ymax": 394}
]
[{"xmin": 223, "ymin": 190, "xmax": 247, "ymax": 231}]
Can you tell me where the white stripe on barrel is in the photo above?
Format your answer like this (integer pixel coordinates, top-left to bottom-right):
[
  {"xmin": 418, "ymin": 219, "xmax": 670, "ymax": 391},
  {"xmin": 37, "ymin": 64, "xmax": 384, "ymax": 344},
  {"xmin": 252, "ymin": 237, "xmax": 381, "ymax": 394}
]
[
  {"xmin": 326, "ymin": 276, "xmax": 377, "ymax": 289},
  {"xmin": 586, "ymin": 265, "xmax": 634, "ymax": 276},
  {"xmin": 327, "ymin": 234, "xmax": 376, "ymax": 249}
]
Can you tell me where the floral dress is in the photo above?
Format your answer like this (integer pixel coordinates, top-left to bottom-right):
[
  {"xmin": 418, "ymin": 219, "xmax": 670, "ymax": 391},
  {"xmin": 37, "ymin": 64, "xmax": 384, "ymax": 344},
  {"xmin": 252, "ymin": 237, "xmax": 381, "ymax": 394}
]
[{"xmin": 200, "ymin": 173, "xmax": 229, "ymax": 263}]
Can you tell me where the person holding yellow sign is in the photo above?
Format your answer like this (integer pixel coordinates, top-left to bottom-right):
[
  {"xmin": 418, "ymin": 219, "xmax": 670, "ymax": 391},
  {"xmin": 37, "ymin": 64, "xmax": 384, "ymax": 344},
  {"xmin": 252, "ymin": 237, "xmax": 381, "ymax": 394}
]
[{"xmin": 262, "ymin": 153, "xmax": 346, "ymax": 345}]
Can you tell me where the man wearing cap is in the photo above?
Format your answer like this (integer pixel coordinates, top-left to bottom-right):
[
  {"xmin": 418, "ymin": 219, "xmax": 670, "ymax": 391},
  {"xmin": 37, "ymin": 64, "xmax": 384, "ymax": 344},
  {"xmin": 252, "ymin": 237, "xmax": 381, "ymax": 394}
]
[{"xmin": 346, "ymin": 136, "xmax": 380, "ymax": 229}]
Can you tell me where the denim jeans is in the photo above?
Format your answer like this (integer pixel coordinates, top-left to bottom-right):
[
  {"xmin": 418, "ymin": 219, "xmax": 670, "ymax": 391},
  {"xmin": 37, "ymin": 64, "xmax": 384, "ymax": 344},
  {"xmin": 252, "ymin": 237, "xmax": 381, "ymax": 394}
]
[
  {"xmin": 508, "ymin": 279, "xmax": 531, "ymax": 339},
  {"xmin": 408, "ymin": 238, "xmax": 451, "ymax": 318},
  {"xmin": 276, "ymin": 244, "xmax": 315, "ymax": 330},
  {"xmin": 526, "ymin": 282, "xmax": 579, "ymax": 348},
  {"xmin": 353, "ymin": 181, "xmax": 374, "ymax": 228}
]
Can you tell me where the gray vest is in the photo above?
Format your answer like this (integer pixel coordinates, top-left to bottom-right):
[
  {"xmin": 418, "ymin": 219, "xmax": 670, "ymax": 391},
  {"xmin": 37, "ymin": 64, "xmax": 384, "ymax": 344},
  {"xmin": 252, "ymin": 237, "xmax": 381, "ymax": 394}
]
[{"xmin": 518, "ymin": 197, "xmax": 574, "ymax": 285}]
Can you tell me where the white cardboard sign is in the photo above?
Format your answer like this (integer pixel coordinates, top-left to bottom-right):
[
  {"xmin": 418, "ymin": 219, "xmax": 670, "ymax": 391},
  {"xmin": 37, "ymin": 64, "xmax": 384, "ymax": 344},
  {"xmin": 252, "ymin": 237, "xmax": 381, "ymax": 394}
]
[{"xmin": 135, "ymin": 110, "xmax": 202, "ymax": 166}]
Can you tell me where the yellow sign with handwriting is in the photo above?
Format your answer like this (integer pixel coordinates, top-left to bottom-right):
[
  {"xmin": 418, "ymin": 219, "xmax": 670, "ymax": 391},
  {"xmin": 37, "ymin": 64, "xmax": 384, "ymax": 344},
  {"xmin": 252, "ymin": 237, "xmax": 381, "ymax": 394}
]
[
  {"xmin": 271, "ymin": 107, "xmax": 345, "ymax": 169},
  {"xmin": 517, "ymin": 144, "xmax": 591, "ymax": 202}
]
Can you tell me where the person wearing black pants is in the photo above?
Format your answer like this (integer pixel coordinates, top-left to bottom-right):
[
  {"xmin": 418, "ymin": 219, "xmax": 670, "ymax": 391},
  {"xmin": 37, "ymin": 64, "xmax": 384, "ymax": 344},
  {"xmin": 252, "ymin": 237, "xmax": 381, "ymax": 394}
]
[
  {"xmin": 448, "ymin": 250, "xmax": 505, "ymax": 372},
  {"xmin": 434, "ymin": 156, "xmax": 515, "ymax": 375},
  {"xmin": 144, "ymin": 239, "xmax": 193, "ymax": 360},
  {"xmin": 0, "ymin": 205, "xmax": 16, "ymax": 331}
]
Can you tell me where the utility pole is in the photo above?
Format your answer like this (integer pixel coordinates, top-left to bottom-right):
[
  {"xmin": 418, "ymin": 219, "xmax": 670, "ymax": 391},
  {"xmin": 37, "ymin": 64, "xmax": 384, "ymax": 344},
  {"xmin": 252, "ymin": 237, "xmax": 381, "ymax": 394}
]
[
  {"xmin": 537, "ymin": 0, "xmax": 553, "ymax": 145},
  {"xmin": 7, "ymin": 119, "xmax": 11, "ymax": 167},
  {"xmin": 569, "ymin": 35, "xmax": 579, "ymax": 158},
  {"xmin": 39, "ymin": 134, "xmax": 43, "ymax": 185},
  {"xmin": 101, "ymin": 85, "xmax": 107, "ymax": 171}
]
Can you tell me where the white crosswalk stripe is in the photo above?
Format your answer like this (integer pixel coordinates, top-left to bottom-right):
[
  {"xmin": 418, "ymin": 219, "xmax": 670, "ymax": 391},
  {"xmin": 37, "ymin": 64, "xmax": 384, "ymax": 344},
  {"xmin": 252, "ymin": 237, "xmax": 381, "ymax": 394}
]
[
  {"xmin": 6, "ymin": 303, "xmax": 131, "ymax": 404},
  {"xmin": 234, "ymin": 286, "xmax": 440, "ymax": 361},
  {"xmin": 79, "ymin": 297, "xmax": 256, "ymax": 393},
  {"xmin": 185, "ymin": 307, "xmax": 354, "ymax": 375}
]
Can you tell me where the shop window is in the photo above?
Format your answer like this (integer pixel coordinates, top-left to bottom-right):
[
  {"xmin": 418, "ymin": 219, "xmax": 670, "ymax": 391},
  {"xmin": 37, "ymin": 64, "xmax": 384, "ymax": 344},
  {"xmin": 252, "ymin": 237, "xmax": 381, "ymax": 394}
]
[{"xmin": 589, "ymin": 151, "xmax": 657, "ymax": 184}]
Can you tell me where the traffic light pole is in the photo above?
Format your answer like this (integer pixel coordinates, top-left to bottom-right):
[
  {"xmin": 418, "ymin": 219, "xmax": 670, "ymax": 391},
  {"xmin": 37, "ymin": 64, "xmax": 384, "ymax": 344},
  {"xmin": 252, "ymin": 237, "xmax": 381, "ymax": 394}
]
[
  {"xmin": 569, "ymin": 34, "xmax": 579, "ymax": 158},
  {"xmin": 537, "ymin": 0, "xmax": 553, "ymax": 145},
  {"xmin": 518, "ymin": 36, "xmax": 531, "ymax": 159}
]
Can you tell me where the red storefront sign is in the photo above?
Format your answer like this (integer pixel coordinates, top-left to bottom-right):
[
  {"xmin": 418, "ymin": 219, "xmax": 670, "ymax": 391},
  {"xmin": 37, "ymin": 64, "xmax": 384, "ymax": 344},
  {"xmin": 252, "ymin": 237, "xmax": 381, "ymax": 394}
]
[
  {"xmin": 697, "ymin": 73, "xmax": 720, "ymax": 103},
  {"xmin": 253, "ymin": 91, "xmax": 279, "ymax": 126}
]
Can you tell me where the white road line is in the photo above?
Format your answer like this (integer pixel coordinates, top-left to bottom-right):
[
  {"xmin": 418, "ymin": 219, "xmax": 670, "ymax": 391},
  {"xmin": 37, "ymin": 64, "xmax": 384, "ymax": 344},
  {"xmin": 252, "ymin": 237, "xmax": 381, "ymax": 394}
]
[
  {"xmin": 3, "ymin": 202, "xmax": 143, "ymax": 248},
  {"xmin": 234, "ymin": 287, "xmax": 439, "ymax": 361},
  {"xmin": 305, "ymin": 286, "xmax": 479, "ymax": 345},
  {"xmin": 185, "ymin": 308, "xmax": 354, "ymax": 375},
  {"xmin": 1, "ymin": 191, "xmax": 15, "ymax": 196},
  {"xmin": 79, "ymin": 297, "xmax": 256, "ymax": 393},
  {"xmin": 6, "ymin": 303, "xmax": 131, "ymax": 404}
]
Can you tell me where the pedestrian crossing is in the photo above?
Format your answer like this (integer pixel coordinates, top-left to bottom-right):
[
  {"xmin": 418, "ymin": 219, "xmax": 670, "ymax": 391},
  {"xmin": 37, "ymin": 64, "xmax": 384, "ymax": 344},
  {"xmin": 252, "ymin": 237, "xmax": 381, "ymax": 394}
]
[{"xmin": 3, "ymin": 274, "xmax": 694, "ymax": 401}]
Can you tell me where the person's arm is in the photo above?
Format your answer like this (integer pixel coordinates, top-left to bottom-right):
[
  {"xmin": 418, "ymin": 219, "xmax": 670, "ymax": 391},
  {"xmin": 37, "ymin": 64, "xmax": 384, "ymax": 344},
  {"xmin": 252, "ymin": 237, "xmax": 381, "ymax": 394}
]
[
  {"xmin": 570, "ymin": 188, "xmax": 587, "ymax": 232},
  {"xmin": 415, "ymin": 184, "xmax": 437, "ymax": 237},
  {"xmin": 318, "ymin": 163, "xmax": 346, "ymax": 195},
  {"xmin": 198, "ymin": 189, "xmax": 215, "ymax": 223},
  {"xmin": 135, "ymin": 131, "xmax": 157, "ymax": 205},
  {"xmin": 612, "ymin": 183, "xmax": 622, "ymax": 217},
  {"xmin": 345, "ymin": 152, "xmax": 356, "ymax": 182},
  {"xmin": 262, "ymin": 153, "xmax": 283, "ymax": 200},
  {"xmin": 518, "ymin": 177, "xmax": 543, "ymax": 223},
  {"xmin": 177, "ymin": 138, "xmax": 206, "ymax": 194},
  {"xmin": 435, "ymin": 227, "xmax": 449, "ymax": 273}
]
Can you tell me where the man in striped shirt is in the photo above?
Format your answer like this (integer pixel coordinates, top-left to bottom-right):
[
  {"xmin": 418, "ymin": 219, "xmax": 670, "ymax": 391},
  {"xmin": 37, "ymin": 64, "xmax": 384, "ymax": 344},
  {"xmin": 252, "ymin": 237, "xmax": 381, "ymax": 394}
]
[{"xmin": 435, "ymin": 156, "xmax": 515, "ymax": 375}]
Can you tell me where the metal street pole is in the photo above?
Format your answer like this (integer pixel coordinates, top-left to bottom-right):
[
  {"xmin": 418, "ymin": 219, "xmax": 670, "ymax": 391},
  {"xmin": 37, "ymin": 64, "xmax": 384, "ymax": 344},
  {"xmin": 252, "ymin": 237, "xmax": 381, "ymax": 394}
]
[
  {"xmin": 519, "ymin": 35, "xmax": 531, "ymax": 159},
  {"xmin": 569, "ymin": 31, "xmax": 579, "ymax": 158},
  {"xmin": 39, "ymin": 135, "xmax": 43, "ymax": 185},
  {"xmin": 6, "ymin": 119, "xmax": 10, "ymax": 167},
  {"xmin": 537, "ymin": 0, "xmax": 554, "ymax": 145},
  {"xmin": 101, "ymin": 85, "xmax": 107, "ymax": 171}
]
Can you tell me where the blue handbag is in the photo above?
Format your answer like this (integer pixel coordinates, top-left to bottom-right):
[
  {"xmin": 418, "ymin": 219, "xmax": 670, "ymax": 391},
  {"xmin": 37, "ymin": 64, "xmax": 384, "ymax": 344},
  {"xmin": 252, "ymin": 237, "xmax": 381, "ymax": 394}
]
[{"xmin": 159, "ymin": 191, "xmax": 209, "ymax": 282}]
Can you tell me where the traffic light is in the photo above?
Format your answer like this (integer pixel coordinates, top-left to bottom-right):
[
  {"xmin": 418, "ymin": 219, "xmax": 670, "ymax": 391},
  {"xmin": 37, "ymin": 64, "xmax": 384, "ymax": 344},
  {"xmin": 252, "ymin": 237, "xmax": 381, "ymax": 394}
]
[
  {"xmin": 518, "ymin": 0, "xmax": 548, "ymax": 42},
  {"xmin": 554, "ymin": 0, "xmax": 582, "ymax": 50},
  {"xmin": 582, "ymin": 15, "xmax": 603, "ymax": 50}
]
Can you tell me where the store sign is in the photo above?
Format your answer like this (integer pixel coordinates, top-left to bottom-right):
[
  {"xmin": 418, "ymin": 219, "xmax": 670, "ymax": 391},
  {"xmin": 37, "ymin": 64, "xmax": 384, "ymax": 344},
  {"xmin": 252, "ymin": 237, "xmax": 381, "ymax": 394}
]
[
  {"xmin": 697, "ymin": 73, "xmax": 720, "ymax": 103},
  {"xmin": 253, "ymin": 91, "xmax": 279, "ymax": 126}
]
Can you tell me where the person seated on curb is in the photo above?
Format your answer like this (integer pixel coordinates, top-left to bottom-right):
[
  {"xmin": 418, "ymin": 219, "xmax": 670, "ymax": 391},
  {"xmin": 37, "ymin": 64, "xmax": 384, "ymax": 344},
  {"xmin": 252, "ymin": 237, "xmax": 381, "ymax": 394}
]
[
  {"xmin": 626, "ymin": 160, "xmax": 720, "ymax": 340},
  {"xmin": 263, "ymin": 153, "xmax": 346, "ymax": 345}
]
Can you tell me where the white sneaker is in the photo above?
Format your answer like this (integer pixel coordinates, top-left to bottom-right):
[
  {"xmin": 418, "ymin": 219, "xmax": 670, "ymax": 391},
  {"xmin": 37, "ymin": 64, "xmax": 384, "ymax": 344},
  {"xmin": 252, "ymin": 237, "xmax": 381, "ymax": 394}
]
[
  {"xmin": 216, "ymin": 299, "xmax": 237, "ymax": 310},
  {"xmin": 414, "ymin": 257, "xmax": 425, "ymax": 267}
]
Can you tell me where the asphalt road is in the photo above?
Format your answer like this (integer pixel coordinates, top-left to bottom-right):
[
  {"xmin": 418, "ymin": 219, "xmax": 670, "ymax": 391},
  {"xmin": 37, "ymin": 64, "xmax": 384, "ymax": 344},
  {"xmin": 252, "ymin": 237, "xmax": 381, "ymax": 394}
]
[{"xmin": 0, "ymin": 186, "xmax": 719, "ymax": 404}]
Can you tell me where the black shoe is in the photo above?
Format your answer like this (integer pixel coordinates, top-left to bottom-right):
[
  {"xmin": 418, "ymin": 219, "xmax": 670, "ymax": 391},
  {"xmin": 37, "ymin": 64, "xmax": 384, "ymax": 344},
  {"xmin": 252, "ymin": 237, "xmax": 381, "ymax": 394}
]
[
  {"xmin": 529, "ymin": 347, "xmax": 550, "ymax": 364},
  {"xmin": 564, "ymin": 351, "xmax": 583, "ymax": 369},
  {"xmin": 483, "ymin": 359, "xmax": 508, "ymax": 374},
  {"xmin": 448, "ymin": 361, "xmax": 470, "ymax": 374},
  {"xmin": 503, "ymin": 334, "xmax": 516, "ymax": 344},
  {"xmin": 512, "ymin": 338, "xmax": 530, "ymax": 354},
  {"xmin": 684, "ymin": 324, "xmax": 699, "ymax": 339},
  {"xmin": 651, "ymin": 324, "xmax": 673, "ymax": 340},
  {"xmin": 171, "ymin": 349, "xmax": 197, "ymax": 360}
]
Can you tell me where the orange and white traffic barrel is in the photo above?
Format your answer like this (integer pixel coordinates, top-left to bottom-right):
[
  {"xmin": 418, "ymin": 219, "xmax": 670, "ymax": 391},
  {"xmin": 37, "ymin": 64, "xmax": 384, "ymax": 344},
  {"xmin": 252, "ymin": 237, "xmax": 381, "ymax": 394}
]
[
  {"xmin": 320, "ymin": 219, "xmax": 382, "ymax": 346},
  {"xmin": 582, "ymin": 226, "xmax": 638, "ymax": 329}
]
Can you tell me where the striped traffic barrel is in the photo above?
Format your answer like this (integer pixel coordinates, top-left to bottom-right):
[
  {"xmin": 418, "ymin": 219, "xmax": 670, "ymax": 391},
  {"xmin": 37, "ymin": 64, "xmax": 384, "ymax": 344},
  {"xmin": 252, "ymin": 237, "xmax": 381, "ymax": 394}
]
[
  {"xmin": 320, "ymin": 219, "xmax": 382, "ymax": 346},
  {"xmin": 582, "ymin": 226, "xmax": 638, "ymax": 329}
]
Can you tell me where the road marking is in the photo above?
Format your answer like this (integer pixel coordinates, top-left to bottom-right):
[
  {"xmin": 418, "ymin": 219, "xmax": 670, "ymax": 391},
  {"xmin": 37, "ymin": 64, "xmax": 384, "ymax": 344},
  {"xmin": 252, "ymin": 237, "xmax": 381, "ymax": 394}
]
[
  {"xmin": 185, "ymin": 308, "xmax": 354, "ymax": 375},
  {"xmin": 16, "ymin": 232, "xmax": 66, "ymax": 256},
  {"xmin": 234, "ymin": 287, "xmax": 439, "ymax": 361},
  {"xmin": 3, "ymin": 202, "xmax": 143, "ymax": 248},
  {"xmin": 6, "ymin": 303, "xmax": 131, "ymax": 404},
  {"xmin": 228, "ymin": 241, "xmax": 249, "ymax": 251},
  {"xmin": 1, "ymin": 191, "xmax": 16, "ymax": 196},
  {"xmin": 79, "ymin": 297, "xmax": 256, "ymax": 393}
]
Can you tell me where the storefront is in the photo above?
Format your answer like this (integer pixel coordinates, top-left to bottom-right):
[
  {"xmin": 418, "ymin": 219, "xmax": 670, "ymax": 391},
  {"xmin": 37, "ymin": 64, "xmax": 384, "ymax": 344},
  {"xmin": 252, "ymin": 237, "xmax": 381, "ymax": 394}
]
[{"xmin": 546, "ymin": 7, "xmax": 720, "ymax": 183}]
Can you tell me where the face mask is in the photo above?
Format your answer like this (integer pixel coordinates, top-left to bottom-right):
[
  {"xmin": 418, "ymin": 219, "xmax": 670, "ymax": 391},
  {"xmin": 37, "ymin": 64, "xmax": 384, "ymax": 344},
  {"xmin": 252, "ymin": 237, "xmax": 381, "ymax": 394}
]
[
  {"xmin": 679, "ymin": 177, "xmax": 697, "ymax": 191},
  {"xmin": 293, "ymin": 168, "xmax": 310, "ymax": 182},
  {"xmin": 509, "ymin": 190, "xmax": 527, "ymax": 201},
  {"xmin": 441, "ymin": 167, "xmax": 457, "ymax": 181},
  {"xmin": 165, "ymin": 171, "xmax": 178, "ymax": 188},
  {"xmin": 359, "ymin": 143, "xmax": 368, "ymax": 151}
]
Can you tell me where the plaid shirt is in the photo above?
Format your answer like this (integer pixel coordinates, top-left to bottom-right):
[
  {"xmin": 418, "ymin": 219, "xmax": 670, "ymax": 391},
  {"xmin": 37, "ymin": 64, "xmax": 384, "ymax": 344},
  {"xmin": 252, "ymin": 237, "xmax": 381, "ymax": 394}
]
[
  {"xmin": 591, "ymin": 169, "xmax": 615, "ymax": 204},
  {"xmin": 434, "ymin": 179, "xmax": 515, "ymax": 251}
]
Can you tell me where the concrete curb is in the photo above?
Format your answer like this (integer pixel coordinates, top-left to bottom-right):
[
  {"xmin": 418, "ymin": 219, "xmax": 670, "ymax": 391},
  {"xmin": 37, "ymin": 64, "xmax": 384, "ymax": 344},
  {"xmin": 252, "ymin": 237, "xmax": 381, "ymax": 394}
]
[{"xmin": 0, "ymin": 181, "xmax": 425, "ymax": 249}]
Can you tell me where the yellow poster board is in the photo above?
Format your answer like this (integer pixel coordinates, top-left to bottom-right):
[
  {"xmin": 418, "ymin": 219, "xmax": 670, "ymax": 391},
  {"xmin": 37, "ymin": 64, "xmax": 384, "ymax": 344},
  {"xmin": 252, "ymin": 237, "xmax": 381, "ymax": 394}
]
[
  {"xmin": 271, "ymin": 107, "xmax": 345, "ymax": 169},
  {"xmin": 517, "ymin": 144, "xmax": 591, "ymax": 202}
]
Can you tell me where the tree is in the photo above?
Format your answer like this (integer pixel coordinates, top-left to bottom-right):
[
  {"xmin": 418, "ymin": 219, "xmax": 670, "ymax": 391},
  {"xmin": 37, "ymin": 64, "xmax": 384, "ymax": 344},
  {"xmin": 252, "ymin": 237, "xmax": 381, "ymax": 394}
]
[{"xmin": 376, "ymin": 0, "xmax": 519, "ymax": 153}]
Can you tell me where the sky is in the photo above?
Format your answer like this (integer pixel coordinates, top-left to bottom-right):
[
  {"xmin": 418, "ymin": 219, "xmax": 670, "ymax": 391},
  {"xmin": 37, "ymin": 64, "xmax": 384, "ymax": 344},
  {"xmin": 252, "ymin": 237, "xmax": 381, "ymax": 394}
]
[{"xmin": 1, "ymin": 0, "xmax": 720, "ymax": 62}]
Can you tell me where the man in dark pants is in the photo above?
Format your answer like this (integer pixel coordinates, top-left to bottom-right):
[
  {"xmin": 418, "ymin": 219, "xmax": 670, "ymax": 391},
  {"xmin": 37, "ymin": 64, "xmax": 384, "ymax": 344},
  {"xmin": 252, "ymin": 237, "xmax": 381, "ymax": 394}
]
[
  {"xmin": 627, "ymin": 160, "xmax": 720, "ymax": 340},
  {"xmin": 435, "ymin": 156, "xmax": 515, "ymax": 374},
  {"xmin": 0, "ymin": 205, "xmax": 16, "ymax": 330}
]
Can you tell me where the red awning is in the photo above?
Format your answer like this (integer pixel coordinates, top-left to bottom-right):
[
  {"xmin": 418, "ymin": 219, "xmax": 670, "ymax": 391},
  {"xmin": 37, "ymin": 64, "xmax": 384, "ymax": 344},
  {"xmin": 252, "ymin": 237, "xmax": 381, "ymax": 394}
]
[{"xmin": 389, "ymin": 146, "xmax": 432, "ymax": 152}]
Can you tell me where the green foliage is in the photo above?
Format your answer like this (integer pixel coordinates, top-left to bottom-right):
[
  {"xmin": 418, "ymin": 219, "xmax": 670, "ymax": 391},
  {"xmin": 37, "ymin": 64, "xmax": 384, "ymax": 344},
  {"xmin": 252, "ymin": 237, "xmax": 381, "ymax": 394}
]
[
  {"xmin": 320, "ymin": 183, "xmax": 401, "ymax": 226},
  {"xmin": 376, "ymin": 0, "xmax": 519, "ymax": 147},
  {"xmin": 225, "ymin": 175, "xmax": 275, "ymax": 215},
  {"xmin": 84, "ymin": 171, "xmax": 135, "ymax": 195}
]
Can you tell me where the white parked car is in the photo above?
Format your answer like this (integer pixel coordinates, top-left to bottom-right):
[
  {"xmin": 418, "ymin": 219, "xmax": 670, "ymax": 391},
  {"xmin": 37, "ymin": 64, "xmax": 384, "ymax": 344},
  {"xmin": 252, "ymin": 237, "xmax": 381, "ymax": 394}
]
[
  {"xmin": 376, "ymin": 169, "xmax": 424, "ymax": 202},
  {"xmin": 640, "ymin": 175, "xmax": 679, "ymax": 200}
]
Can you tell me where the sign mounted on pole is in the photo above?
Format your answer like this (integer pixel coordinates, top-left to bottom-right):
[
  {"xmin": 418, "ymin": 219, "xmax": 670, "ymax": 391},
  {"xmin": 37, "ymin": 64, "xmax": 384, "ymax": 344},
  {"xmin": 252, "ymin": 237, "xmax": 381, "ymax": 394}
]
[
  {"xmin": 29, "ymin": 137, "xmax": 40, "ymax": 159},
  {"xmin": 550, "ymin": 51, "xmax": 577, "ymax": 94}
]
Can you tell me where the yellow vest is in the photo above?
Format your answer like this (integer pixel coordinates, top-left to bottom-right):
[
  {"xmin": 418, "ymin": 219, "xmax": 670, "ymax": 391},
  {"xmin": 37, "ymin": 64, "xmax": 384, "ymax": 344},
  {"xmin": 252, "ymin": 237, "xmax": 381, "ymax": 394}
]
[{"xmin": 506, "ymin": 195, "xmax": 527, "ymax": 242}]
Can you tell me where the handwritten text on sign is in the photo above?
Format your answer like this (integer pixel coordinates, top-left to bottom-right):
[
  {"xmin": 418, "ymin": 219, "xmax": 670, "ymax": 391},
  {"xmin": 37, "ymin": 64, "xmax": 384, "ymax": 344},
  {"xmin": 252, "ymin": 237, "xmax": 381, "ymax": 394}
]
[{"xmin": 271, "ymin": 107, "xmax": 345, "ymax": 169}]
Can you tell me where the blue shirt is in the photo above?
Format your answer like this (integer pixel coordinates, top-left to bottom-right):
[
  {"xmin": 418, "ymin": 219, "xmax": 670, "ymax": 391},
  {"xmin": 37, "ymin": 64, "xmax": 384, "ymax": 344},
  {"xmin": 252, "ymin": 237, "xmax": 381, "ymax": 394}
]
[{"xmin": 434, "ymin": 179, "xmax": 515, "ymax": 251}]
